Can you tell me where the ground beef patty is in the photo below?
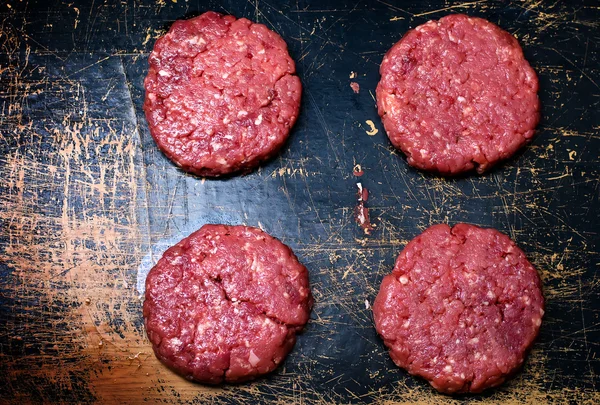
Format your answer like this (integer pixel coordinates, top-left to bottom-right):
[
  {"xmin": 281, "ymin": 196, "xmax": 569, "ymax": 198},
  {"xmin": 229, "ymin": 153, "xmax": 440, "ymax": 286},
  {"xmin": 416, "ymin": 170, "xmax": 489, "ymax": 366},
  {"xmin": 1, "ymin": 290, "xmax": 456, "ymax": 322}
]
[
  {"xmin": 373, "ymin": 223, "xmax": 544, "ymax": 393},
  {"xmin": 143, "ymin": 225, "xmax": 312, "ymax": 384},
  {"xmin": 376, "ymin": 14, "xmax": 540, "ymax": 175},
  {"xmin": 144, "ymin": 12, "xmax": 302, "ymax": 177}
]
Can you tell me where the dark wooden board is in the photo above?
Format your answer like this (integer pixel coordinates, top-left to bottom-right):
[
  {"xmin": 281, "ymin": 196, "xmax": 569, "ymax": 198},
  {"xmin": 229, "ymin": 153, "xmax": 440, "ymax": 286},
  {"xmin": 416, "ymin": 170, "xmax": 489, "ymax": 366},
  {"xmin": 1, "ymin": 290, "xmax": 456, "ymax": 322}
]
[{"xmin": 0, "ymin": 0, "xmax": 598, "ymax": 403}]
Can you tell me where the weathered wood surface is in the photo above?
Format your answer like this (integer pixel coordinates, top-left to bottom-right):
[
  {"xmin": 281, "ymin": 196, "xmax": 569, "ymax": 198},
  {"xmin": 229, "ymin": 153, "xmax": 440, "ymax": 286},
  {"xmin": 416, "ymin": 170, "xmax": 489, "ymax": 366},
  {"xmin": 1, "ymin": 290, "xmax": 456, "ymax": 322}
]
[{"xmin": 0, "ymin": 0, "xmax": 598, "ymax": 403}]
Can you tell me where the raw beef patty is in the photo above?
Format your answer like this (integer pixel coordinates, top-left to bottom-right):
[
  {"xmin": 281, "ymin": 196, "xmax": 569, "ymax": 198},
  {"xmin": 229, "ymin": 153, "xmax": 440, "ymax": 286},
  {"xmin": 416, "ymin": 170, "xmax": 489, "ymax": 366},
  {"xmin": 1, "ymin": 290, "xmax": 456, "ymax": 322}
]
[
  {"xmin": 144, "ymin": 224, "xmax": 312, "ymax": 384},
  {"xmin": 376, "ymin": 14, "xmax": 540, "ymax": 175},
  {"xmin": 373, "ymin": 223, "xmax": 544, "ymax": 393},
  {"xmin": 144, "ymin": 12, "xmax": 302, "ymax": 177}
]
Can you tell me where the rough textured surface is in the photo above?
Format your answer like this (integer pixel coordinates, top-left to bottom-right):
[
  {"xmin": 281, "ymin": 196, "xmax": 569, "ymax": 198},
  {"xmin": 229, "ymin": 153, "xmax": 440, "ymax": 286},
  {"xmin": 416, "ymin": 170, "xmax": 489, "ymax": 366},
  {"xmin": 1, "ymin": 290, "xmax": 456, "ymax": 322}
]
[
  {"xmin": 376, "ymin": 14, "xmax": 540, "ymax": 175},
  {"xmin": 144, "ymin": 11, "xmax": 302, "ymax": 177},
  {"xmin": 373, "ymin": 223, "xmax": 544, "ymax": 394},
  {"xmin": 143, "ymin": 225, "xmax": 312, "ymax": 384}
]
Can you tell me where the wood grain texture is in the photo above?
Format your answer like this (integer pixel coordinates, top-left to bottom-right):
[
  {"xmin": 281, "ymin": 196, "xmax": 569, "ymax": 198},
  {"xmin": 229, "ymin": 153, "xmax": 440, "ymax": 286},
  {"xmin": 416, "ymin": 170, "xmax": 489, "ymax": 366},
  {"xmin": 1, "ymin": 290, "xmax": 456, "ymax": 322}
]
[{"xmin": 0, "ymin": 0, "xmax": 598, "ymax": 403}]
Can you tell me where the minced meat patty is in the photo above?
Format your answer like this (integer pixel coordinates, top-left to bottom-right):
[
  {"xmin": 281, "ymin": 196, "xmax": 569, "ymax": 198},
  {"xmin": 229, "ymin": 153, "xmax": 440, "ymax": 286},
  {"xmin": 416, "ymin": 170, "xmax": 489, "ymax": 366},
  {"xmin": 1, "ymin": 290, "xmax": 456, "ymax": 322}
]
[
  {"xmin": 373, "ymin": 223, "xmax": 544, "ymax": 393},
  {"xmin": 376, "ymin": 14, "xmax": 540, "ymax": 175},
  {"xmin": 144, "ymin": 12, "xmax": 302, "ymax": 177},
  {"xmin": 143, "ymin": 224, "xmax": 312, "ymax": 384}
]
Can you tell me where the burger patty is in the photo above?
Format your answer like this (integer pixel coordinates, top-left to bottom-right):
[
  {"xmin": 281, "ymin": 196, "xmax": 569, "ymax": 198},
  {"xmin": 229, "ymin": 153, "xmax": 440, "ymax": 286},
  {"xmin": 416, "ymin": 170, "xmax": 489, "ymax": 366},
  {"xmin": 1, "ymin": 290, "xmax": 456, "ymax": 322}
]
[
  {"xmin": 376, "ymin": 14, "xmax": 540, "ymax": 175},
  {"xmin": 143, "ymin": 224, "xmax": 313, "ymax": 384},
  {"xmin": 144, "ymin": 11, "xmax": 302, "ymax": 177},
  {"xmin": 373, "ymin": 223, "xmax": 544, "ymax": 393}
]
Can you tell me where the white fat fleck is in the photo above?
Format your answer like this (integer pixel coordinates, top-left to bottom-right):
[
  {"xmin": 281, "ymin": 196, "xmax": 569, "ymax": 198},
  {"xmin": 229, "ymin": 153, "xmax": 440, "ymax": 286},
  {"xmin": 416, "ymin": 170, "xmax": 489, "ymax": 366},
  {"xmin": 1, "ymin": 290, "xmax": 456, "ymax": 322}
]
[
  {"xmin": 168, "ymin": 256, "xmax": 183, "ymax": 265},
  {"xmin": 474, "ymin": 352, "xmax": 481, "ymax": 360},
  {"xmin": 169, "ymin": 338, "xmax": 183, "ymax": 349},
  {"xmin": 238, "ymin": 110, "xmax": 248, "ymax": 118},
  {"xmin": 419, "ymin": 149, "xmax": 428, "ymax": 157},
  {"xmin": 533, "ymin": 317, "xmax": 542, "ymax": 326},
  {"xmin": 191, "ymin": 258, "xmax": 197, "ymax": 263},
  {"xmin": 224, "ymin": 134, "xmax": 234, "ymax": 140},
  {"xmin": 258, "ymin": 48, "xmax": 265, "ymax": 54},
  {"xmin": 283, "ymin": 292, "xmax": 290, "ymax": 299},
  {"xmin": 148, "ymin": 93, "xmax": 156, "ymax": 102},
  {"xmin": 158, "ymin": 70, "xmax": 171, "ymax": 77},
  {"xmin": 189, "ymin": 36, "xmax": 206, "ymax": 45},
  {"xmin": 214, "ymin": 93, "xmax": 221, "ymax": 99},
  {"xmin": 250, "ymin": 257, "xmax": 261, "ymax": 272},
  {"xmin": 222, "ymin": 73, "xmax": 229, "ymax": 79},
  {"xmin": 455, "ymin": 339, "xmax": 460, "ymax": 344},
  {"xmin": 262, "ymin": 318, "xmax": 272, "ymax": 326},
  {"xmin": 196, "ymin": 322, "xmax": 210, "ymax": 334},
  {"xmin": 223, "ymin": 117, "xmax": 231, "ymax": 124},
  {"xmin": 212, "ymin": 142, "xmax": 223, "ymax": 151},
  {"xmin": 254, "ymin": 114, "xmax": 263, "ymax": 125},
  {"xmin": 249, "ymin": 350, "xmax": 260, "ymax": 367},
  {"xmin": 443, "ymin": 365, "xmax": 453, "ymax": 373},
  {"xmin": 487, "ymin": 290, "xmax": 495, "ymax": 299},
  {"xmin": 522, "ymin": 296, "xmax": 531, "ymax": 305},
  {"xmin": 460, "ymin": 373, "xmax": 465, "ymax": 379},
  {"xmin": 399, "ymin": 275, "xmax": 409, "ymax": 285},
  {"xmin": 402, "ymin": 320, "xmax": 411, "ymax": 328},
  {"xmin": 469, "ymin": 337, "xmax": 479, "ymax": 344},
  {"xmin": 433, "ymin": 131, "xmax": 441, "ymax": 138},
  {"xmin": 457, "ymin": 96, "xmax": 466, "ymax": 102},
  {"xmin": 540, "ymin": 308, "xmax": 545, "ymax": 316}
]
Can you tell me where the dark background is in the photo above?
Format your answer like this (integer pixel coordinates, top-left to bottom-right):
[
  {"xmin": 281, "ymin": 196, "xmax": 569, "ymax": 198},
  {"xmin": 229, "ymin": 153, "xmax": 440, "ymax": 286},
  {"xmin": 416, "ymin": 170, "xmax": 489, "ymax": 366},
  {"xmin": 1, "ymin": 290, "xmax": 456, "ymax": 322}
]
[{"xmin": 0, "ymin": 0, "xmax": 598, "ymax": 403}]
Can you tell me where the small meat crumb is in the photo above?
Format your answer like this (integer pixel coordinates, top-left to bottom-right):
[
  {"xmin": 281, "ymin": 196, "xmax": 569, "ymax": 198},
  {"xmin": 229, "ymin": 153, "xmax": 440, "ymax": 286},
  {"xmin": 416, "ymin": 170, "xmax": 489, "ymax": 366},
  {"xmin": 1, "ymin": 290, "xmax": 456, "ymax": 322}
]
[
  {"xmin": 353, "ymin": 164, "xmax": 364, "ymax": 177},
  {"xmin": 365, "ymin": 120, "xmax": 379, "ymax": 136},
  {"xmin": 350, "ymin": 82, "xmax": 360, "ymax": 93}
]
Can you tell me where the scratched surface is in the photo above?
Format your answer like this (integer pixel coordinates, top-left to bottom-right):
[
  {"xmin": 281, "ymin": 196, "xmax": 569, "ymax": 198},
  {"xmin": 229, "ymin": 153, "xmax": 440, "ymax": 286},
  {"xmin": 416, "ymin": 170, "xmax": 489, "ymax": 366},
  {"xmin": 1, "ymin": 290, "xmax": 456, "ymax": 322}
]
[{"xmin": 0, "ymin": 0, "xmax": 599, "ymax": 403}]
